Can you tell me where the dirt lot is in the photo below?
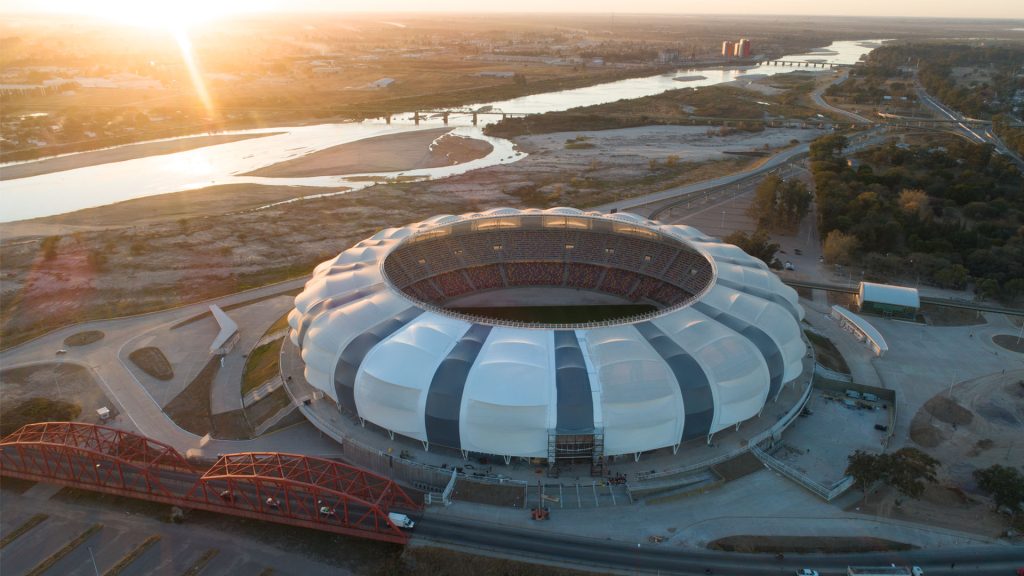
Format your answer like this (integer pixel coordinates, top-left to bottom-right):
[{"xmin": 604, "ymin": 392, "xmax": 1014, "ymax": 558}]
[
  {"xmin": 708, "ymin": 535, "xmax": 912, "ymax": 553},
  {"xmin": 0, "ymin": 363, "xmax": 119, "ymax": 428},
  {"xmin": 901, "ymin": 370, "xmax": 1024, "ymax": 535}
]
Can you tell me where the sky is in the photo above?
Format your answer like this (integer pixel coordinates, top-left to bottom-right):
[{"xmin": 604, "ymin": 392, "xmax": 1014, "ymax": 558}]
[{"xmin": 4, "ymin": 0, "xmax": 1023, "ymax": 21}]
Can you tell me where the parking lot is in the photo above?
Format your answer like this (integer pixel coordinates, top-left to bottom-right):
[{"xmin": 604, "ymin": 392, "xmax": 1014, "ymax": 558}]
[{"xmin": 771, "ymin": 389, "xmax": 891, "ymax": 485}]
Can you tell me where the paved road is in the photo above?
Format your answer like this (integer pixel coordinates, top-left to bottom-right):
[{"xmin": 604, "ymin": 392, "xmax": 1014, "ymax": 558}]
[
  {"xmin": 415, "ymin": 514, "xmax": 1021, "ymax": 575},
  {"xmin": 597, "ymin": 142, "xmax": 815, "ymax": 214},
  {"xmin": 811, "ymin": 72, "xmax": 873, "ymax": 124},
  {"xmin": 0, "ymin": 277, "xmax": 344, "ymax": 459},
  {"xmin": 914, "ymin": 78, "xmax": 1024, "ymax": 170}
]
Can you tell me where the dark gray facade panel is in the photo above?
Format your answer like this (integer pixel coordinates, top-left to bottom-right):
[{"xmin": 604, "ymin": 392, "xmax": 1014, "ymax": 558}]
[
  {"xmin": 297, "ymin": 300, "xmax": 327, "ymax": 349},
  {"xmin": 553, "ymin": 330, "xmax": 595, "ymax": 434},
  {"xmin": 424, "ymin": 324, "xmax": 493, "ymax": 450},
  {"xmin": 692, "ymin": 302, "xmax": 783, "ymax": 398},
  {"xmin": 634, "ymin": 321, "xmax": 714, "ymax": 442},
  {"xmin": 332, "ymin": 306, "xmax": 423, "ymax": 413}
]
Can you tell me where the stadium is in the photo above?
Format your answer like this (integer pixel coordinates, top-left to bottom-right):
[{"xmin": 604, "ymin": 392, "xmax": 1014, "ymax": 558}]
[{"xmin": 287, "ymin": 207, "xmax": 806, "ymax": 468}]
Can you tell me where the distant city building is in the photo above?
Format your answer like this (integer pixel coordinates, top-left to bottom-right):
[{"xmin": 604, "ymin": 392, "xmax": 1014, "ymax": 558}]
[
  {"xmin": 736, "ymin": 38, "xmax": 752, "ymax": 58},
  {"xmin": 722, "ymin": 38, "xmax": 751, "ymax": 58}
]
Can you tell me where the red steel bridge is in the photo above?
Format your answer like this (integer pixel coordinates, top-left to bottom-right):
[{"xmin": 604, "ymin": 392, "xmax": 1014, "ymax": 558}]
[{"xmin": 0, "ymin": 422, "xmax": 421, "ymax": 544}]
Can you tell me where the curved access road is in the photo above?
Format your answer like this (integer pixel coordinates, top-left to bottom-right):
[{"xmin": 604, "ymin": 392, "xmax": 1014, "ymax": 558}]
[
  {"xmin": 596, "ymin": 141, "xmax": 814, "ymax": 215},
  {"xmin": 810, "ymin": 72, "xmax": 873, "ymax": 124},
  {"xmin": 415, "ymin": 514, "xmax": 1023, "ymax": 575}
]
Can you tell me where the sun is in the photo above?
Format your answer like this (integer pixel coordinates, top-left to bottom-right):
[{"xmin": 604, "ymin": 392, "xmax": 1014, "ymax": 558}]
[{"xmin": 32, "ymin": 0, "xmax": 273, "ymax": 29}]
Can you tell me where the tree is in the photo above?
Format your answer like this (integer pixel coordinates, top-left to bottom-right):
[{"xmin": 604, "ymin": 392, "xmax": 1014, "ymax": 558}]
[
  {"xmin": 933, "ymin": 264, "xmax": 968, "ymax": 289},
  {"xmin": 823, "ymin": 230, "xmax": 860, "ymax": 265},
  {"xmin": 885, "ymin": 447, "xmax": 939, "ymax": 499},
  {"xmin": 40, "ymin": 235, "xmax": 60, "ymax": 261},
  {"xmin": 974, "ymin": 464, "xmax": 1024, "ymax": 515},
  {"xmin": 723, "ymin": 230, "xmax": 779, "ymax": 266},
  {"xmin": 845, "ymin": 448, "xmax": 940, "ymax": 501},
  {"xmin": 846, "ymin": 450, "xmax": 887, "ymax": 503},
  {"xmin": 898, "ymin": 189, "xmax": 930, "ymax": 219},
  {"xmin": 810, "ymin": 133, "xmax": 848, "ymax": 162},
  {"xmin": 749, "ymin": 174, "xmax": 782, "ymax": 229}
]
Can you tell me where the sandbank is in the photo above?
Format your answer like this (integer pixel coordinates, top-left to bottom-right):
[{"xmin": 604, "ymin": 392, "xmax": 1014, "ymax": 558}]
[{"xmin": 244, "ymin": 128, "xmax": 493, "ymax": 178}]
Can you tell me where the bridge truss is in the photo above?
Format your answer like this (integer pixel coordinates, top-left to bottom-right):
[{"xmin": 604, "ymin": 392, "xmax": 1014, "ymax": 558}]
[{"xmin": 0, "ymin": 422, "xmax": 419, "ymax": 544}]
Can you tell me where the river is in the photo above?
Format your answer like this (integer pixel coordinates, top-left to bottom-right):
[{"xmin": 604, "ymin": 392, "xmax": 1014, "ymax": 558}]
[{"xmin": 0, "ymin": 40, "xmax": 885, "ymax": 223}]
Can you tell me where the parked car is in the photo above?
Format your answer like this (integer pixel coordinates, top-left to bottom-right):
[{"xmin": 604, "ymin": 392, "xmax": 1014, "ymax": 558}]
[
  {"xmin": 796, "ymin": 570, "xmax": 819, "ymax": 576},
  {"xmin": 845, "ymin": 390, "xmax": 862, "ymax": 399}
]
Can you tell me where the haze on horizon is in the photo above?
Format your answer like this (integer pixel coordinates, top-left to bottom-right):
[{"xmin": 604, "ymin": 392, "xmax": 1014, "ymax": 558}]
[{"xmin": 5, "ymin": 0, "xmax": 1023, "ymax": 21}]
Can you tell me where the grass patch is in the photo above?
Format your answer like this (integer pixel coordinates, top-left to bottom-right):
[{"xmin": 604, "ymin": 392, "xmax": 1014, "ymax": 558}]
[
  {"xmin": 0, "ymin": 477, "xmax": 36, "ymax": 494},
  {"xmin": 993, "ymin": 334, "xmax": 1024, "ymax": 354},
  {"xmin": 564, "ymin": 136, "xmax": 596, "ymax": 150},
  {"xmin": 210, "ymin": 410, "xmax": 253, "ymax": 440},
  {"xmin": 128, "ymin": 347, "xmax": 173, "ymax": 381},
  {"xmin": 163, "ymin": 355, "xmax": 220, "ymax": 435},
  {"xmin": 487, "ymin": 83, "xmax": 831, "ymax": 138},
  {"xmin": 921, "ymin": 303, "xmax": 987, "ymax": 327},
  {"xmin": 451, "ymin": 304, "xmax": 655, "ymax": 325},
  {"xmin": 104, "ymin": 535, "xmax": 160, "ymax": 576},
  {"xmin": 242, "ymin": 337, "xmax": 284, "ymax": 396},
  {"xmin": 0, "ymin": 397, "xmax": 81, "ymax": 436},
  {"xmin": 63, "ymin": 330, "xmax": 104, "ymax": 346},
  {"xmin": 708, "ymin": 535, "xmax": 914, "ymax": 554},
  {"xmin": 402, "ymin": 546, "xmax": 600, "ymax": 576},
  {"xmin": 53, "ymin": 487, "xmax": 178, "ymax": 521},
  {"xmin": 803, "ymin": 330, "xmax": 850, "ymax": 374},
  {"xmin": 451, "ymin": 479, "xmax": 524, "ymax": 507},
  {"xmin": 182, "ymin": 549, "xmax": 219, "ymax": 576},
  {"xmin": 0, "ymin": 513, "xmax": 48, "ymax": 549},
  {"xmin": 25, "ymin": 523, "xmax": 103, "ymax": 576},
  {"xmin": 267, "ymin": 312, "xmax": 291, "ymax": 335}
]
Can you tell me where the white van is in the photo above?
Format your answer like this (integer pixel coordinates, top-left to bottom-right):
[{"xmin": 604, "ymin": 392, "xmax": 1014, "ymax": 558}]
[{"xmin": 388, "ymin": 512, "xmax": 415, "ymax": 529}]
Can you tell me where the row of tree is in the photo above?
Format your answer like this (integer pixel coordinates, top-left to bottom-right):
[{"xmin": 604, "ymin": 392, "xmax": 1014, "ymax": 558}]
[{"xmin": 808, "ymin": 133, "xmax": 1024, "ymax": 302}]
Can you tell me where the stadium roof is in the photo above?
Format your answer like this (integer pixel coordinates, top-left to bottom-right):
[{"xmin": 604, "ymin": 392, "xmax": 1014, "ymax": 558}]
[
  {"xmin": 289, "ymin": 208, "xmax": 807, "ymax": 458},
  {"xmin": 858, "ymin": 281, "xmax": 920, "ymax": 309}
]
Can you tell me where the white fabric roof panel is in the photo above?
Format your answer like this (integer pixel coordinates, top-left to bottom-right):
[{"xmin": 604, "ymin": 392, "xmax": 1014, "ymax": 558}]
[
  {"xmin": 653, "ymin": 307, "xmax": 770, "ymax": 435},
  {"xmin": 859, "ymin": 282, "xmax": 920, "ymax": 308},
  {"xmin": 354, "ymin": 313, "xmax": 470, "ymax": 441},
  {"xmin": 700, "ymin": 285, "xmax": 806, "ymax": 384},
  {"xmin": 460, "ymin": 328, "xmax": 554, "ymax": 457},
  {"xmin": 290, "ymin": 208, "xmax": 807, "ymax": 458},
  {"xmin": 585, "ymin": 325, "xmax": 683, "ymax": 455},
  {"xmin": 300, "ymin": 290, "xmax": 410, "ymax": 402}
]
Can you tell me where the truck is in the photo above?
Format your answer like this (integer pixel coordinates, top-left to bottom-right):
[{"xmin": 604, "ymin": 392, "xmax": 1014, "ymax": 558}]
[
  {"xmin": 848, "ymin": 567, "xmax": 923, "ymax": 576},
  {"xmin": 388, "ymin": 512, "xmax": 415, "ymax": 530}
]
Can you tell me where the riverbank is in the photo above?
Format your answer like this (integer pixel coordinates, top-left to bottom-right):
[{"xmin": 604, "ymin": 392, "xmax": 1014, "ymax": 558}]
[
  {"xmin": 0, "ymin": 123, "xmax": 812, "ymax": 347},
  {"xmin": 244, "ymin": 128, "xmax": 493, "ymax": 178},
  {"xmin": 0, "ymin": 184, "xmax": 349, "ymax": 238},
  {"xmin": 0, "ymin": 133, "xmax": 283, "ymax": 181}
]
